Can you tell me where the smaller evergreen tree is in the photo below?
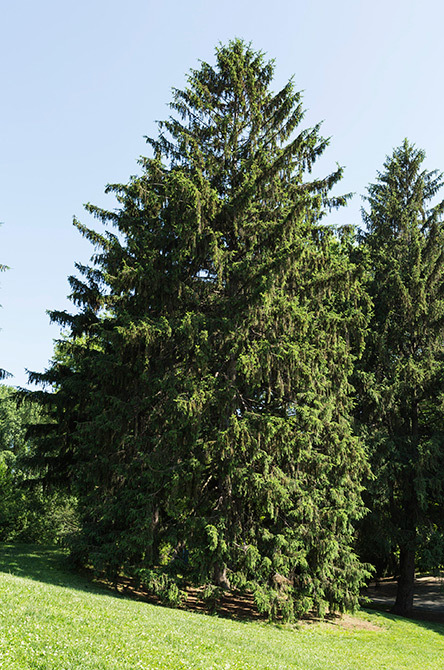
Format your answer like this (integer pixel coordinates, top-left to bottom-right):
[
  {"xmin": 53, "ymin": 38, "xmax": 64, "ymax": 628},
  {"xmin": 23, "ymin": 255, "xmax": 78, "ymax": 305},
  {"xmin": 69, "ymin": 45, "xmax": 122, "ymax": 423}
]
[
  {"xmin": 0, "ymin": 385, "xmax": 77, "ymax": 543},
  {"xmin": 356, "ymin": 140, "xmax": 444, "ymax": 615}
]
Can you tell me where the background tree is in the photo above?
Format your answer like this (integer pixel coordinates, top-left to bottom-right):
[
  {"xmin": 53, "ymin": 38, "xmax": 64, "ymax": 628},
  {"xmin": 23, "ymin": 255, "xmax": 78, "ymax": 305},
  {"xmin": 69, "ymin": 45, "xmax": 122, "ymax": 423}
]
[
  {"xmin": 356, "ymin": 140, "xmax": 444, "ymax": 615},
  {"xmin": 34, "ymin": 40, "xmax": 370, "ymax": 620},
  {"xmin": 0, "ymin": 384, "xmax": 78, "ymax": 543}
]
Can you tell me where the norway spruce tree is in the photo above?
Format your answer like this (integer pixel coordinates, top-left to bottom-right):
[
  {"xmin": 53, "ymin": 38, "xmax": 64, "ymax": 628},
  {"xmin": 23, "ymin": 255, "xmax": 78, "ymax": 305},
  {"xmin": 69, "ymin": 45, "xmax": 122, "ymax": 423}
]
[
  {"xmin": 35, "ymin": 40, "xmax": 369, "ymax": 620},
  {"xmin": 357, "ymin": 140, "xmax": 444, "ymax": 616}
]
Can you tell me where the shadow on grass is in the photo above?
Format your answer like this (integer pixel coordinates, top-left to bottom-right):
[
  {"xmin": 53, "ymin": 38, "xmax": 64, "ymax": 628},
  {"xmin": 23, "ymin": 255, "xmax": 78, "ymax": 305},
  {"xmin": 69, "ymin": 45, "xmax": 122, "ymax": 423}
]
[
  {"xmin": 0, "ymin": 544, "xmax": 266, "ymax": 626},
  {"xmin": 2, "ymin": 544, "xmax": 444, "ymax": 636},
  {"xmin": 0, "ymin": 543, "xmax": 112, "ymax": 596},
  {"xmin": 362, "ymin": 603, "xmax": 444, "ymax": 637},
  {"xmin": 0, "ymin": 544, "xmax": 259, "ymax": 622}
]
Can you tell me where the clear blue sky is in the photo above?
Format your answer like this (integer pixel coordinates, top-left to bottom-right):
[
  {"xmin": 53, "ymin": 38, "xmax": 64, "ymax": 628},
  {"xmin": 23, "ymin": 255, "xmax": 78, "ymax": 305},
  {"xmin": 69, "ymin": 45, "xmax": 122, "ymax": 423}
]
[{"xmin": 1, "ymin": 0, "xmax": 442, "ymax": 387}]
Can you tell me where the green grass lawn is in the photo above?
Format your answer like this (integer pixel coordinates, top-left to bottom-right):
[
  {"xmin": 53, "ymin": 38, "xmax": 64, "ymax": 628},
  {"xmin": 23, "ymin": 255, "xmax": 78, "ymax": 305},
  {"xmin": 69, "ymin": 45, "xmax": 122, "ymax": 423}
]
[{"xmin": 0, "ymin": 545, "xmax": 443, "ymax": 669}]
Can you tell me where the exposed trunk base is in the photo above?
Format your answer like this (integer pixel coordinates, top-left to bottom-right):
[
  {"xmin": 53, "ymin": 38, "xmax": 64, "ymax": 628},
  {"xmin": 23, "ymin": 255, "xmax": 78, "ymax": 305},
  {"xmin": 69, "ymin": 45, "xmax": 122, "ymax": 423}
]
[
  {"xmin": 214, "ymin": 563, "xmax": 231, "ymax": 590},
  {"xmin": 391, "ymin": 546, "xmax": 415, "ymax": 616}
]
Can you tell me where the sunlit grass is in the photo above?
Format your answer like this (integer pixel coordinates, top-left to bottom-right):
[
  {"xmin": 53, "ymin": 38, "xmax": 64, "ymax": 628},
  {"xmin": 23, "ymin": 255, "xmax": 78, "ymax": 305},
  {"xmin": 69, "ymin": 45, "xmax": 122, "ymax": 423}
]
[{"xmin": 0, "ymin": 545, "xmax": 443, "ymax": 669}]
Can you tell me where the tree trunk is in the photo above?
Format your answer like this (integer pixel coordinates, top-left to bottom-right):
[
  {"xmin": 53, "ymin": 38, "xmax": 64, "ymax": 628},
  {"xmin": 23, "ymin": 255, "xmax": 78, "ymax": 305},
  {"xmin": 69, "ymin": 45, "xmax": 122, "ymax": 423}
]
[
  {"xmin": 391, "ymin": 395, "xmax": 418, "ymax": 617},
  {"xmin": 214, "ymin": 562, "xmax": 231, "ymax": 590},
  {"xmin": 392, "ymin": 545, "xmax": 415, "ymax": 616},
  {"xmin": 147, "ymin": 506, "xmax": 160, "ymax": 563}
]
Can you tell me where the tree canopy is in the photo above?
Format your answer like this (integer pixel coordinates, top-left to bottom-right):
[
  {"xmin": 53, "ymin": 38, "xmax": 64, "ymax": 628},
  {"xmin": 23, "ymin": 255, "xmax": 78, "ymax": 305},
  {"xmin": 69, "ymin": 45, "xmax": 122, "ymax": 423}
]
[
  {"xmin": 33, "ymin": 40, "xmax": 370, "ymax": 620},
  {"xmin": 356, "ymin": 139, "xmax": 444, "ymax": 615}
]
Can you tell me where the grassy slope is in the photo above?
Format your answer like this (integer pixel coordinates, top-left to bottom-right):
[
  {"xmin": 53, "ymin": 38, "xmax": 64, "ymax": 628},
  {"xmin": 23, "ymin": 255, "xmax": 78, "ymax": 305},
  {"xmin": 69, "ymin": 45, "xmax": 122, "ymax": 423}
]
[{"xmin": 0, "ymin": 546, "xmax": 443, "ymax": 670}]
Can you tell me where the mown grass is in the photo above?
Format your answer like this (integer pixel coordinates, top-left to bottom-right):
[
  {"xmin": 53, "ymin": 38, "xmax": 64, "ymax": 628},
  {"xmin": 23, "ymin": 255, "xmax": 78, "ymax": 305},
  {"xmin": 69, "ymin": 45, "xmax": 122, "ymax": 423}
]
[{"xmin": 0, "ymin": 545, "xmax": 443, "ymax": 669}]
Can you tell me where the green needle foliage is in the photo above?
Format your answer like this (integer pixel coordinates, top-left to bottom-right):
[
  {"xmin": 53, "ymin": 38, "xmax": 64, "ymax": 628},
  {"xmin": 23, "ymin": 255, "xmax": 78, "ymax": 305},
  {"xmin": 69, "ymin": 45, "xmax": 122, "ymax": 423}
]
[
  {"xmin": 356, "ymin": 140, "xmax": 444, "ymax": 615},
  {"xmin": 34, "ymin": 40, "xmax": 369, "ymax": 620},
  {"xmin": 0, "ymin": 385, "xmax": 78, "ymax": 543}
]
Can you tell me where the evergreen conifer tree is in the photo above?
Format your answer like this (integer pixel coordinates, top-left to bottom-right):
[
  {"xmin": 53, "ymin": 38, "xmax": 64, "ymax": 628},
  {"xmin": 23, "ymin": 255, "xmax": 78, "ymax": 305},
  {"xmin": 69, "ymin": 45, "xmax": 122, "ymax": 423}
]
[
  {"xmin": 356, "ymin": 140, "xmax": 444, "ymax": 615},
  {"xmin": 35, "ymin": 40, "xmax": 369, "ymax": 620}
]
